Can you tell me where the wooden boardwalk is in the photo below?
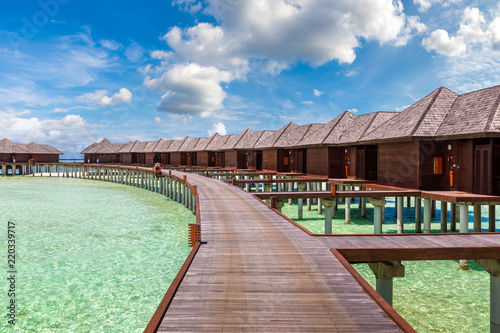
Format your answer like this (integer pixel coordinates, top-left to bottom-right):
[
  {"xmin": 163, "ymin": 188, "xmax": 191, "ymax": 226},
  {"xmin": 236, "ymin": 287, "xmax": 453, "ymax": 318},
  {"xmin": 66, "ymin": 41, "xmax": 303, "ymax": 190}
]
[
  {"xmin": 156, "ymin": 170, "xmax": 500, "ymax": 332},
  {"xmin": 158, "ymin": 171, "xmax": 405, "ymax": 332}
]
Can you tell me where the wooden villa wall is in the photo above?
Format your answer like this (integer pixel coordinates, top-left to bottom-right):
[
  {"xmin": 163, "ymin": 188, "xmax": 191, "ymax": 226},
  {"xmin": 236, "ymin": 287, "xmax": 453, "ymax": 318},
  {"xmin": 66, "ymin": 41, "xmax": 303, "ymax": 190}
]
[
  {"xmin": 225, "ymin": 150, "xmax": 238, "ymax": 168},
  {"xmin": 277, "ymin": 149, "xmax": 290, "ymax": 172},
  {"xmin": 306, "ymin": 147, "xmax": 329, "ymax": 176},
  {"xmin": 419, "ymin": 141, "xmax": 444, "ymax": 190},
  {"xmin": 13, "ymin": 154, "xmax": 29, "ymax": 163},
  {"xmin": 207, "ymin": 152, "xmax": 216, "ymax": 167},
  {"xmin": 121, "ymin": 153, "xmax": 132, "ymax": 164},
  {"xmin": 197, "ymin": 152, "xmax": 209, "ymax": 167},
  {"xmin": 170, "ymin": 152, "xmax": 181, "ymax": 166},
  {"xmin": 32, "ymin": 154, "xmax": 59, "ymax": 163},
  {"xmin": 0, "ymin": 154, "xmax": 11, "ymax": 162},
  {"xmin": 329, "ymin": 147, "xmax": 345, "ymax": 178},
  {"xmin": 159, "ymin": 153, "xmax": 170, "ymax": 165},
  {"xmin": 262, "ymin": 149, "xmax": 278, "ymax": 171},
  {"xmin": 251, "ymin": 151, "xmax": 263, "ymax": 170},
  {"xmin": 493, "ymin": 143, "xmax": 500, "ymax": 195},
  {"xmin": 377, "ymin": 142, "xmax": 419, "ymax": 189},
  {"xmin": 145, "ymin": 153, "xmax": 155, "ymax": 164},
  {"xmin": 97, "ymin": 154, "xmax": 117, "ymax": 163},
  {"xmin": 348, "ymin": 147, "xmax": 356, "ymax": 178}
]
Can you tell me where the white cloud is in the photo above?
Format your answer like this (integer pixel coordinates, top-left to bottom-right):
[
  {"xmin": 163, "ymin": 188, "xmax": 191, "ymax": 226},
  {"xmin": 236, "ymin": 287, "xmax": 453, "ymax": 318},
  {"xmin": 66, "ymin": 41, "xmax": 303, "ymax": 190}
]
[
  {"xmin": 422, "ymin": 7, "xmax": 491, "ymax": 56},
  {"xmin": 413, "ymin": 0, "xmax": 461, "ymax": 12},
  {"xmin": 301, "ymin": 100, "xmax": 314, "ymax": 105},
  {"xmin": 97, "ymin": 88, "xmax": 132, "ymax": 107},
  {"xmin": 77, "ymin": 89, "xmax": 109, "ymax": 103},
  {"xmin": 99, "ymin": 39, "xmax": 121, "ymax": 51},
  {"xmin": 144, "ymin": 63, "xmax": 232, "ymax": 117},
  {"xmin": 53, "ymin": 107, "xmax": 68, "ymax": 113},
  {"xmin": 313, "ymin": 89, "xmax": 323, "ymax": 96},
  {"xmin": 154, "ymin": 117, "xmax": 162, "ymax": 123},
  {"xmin": 207, "ymin": 122, "xmax": 227, "ymax": 136},
  {"xmin": 489, "ymin": 17, "xmax": 500, "ymax": 49},
  {"xmin": 348, "ymin": 108, "xmax": 359, "ymax": 113},
  {"xmin": 125, "ymin": 41, "xmax": 145, "ymax": 62},
  {"xmin": 146, "ymin": 0, "xmax": 424, "ymax": 116},
  {"xmin": 422, "ymin": 29, "xmax": 466, "ymax": 56},
  {"xmin": 0, "ymin": 109, "xmax": 89, "ymax": 154}
]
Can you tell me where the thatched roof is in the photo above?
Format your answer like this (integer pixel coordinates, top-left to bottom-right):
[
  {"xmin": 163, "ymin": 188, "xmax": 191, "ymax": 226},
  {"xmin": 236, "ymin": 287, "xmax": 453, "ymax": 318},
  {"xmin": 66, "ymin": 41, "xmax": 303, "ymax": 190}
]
[{"xmin": 361, "ymin": 87, "xmax": 459, "ymax": 142}]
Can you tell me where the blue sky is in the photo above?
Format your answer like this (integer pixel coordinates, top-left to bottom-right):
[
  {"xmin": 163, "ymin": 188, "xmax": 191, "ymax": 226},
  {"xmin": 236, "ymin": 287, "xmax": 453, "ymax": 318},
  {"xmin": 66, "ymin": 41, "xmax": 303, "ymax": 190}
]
[{"xmin": 1, "ymin": 0, "xmax": 500, "ymax": 158}]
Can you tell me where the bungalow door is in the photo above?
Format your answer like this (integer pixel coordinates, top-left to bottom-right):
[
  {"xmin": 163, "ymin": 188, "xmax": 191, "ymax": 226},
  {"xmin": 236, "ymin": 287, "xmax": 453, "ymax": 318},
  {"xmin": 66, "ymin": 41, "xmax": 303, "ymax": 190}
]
[
  {"xmin": 474, "ymin": 145, "xmax": 491, "ymax": 194},
  {"xmin": 457, "ymin": 140, "xmax": 472, "ymax": 192}
]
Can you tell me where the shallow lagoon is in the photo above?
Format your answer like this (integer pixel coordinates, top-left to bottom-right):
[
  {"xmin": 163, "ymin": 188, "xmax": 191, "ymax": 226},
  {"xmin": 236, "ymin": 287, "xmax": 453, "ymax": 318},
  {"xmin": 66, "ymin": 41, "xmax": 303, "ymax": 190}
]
[
  {"xmin": 281, "ymin": 198, "xmax": 491, "ymax": 332},
  {"xmin": 0, "ymin": 177, "xmax": 194, "ymax": 332}
]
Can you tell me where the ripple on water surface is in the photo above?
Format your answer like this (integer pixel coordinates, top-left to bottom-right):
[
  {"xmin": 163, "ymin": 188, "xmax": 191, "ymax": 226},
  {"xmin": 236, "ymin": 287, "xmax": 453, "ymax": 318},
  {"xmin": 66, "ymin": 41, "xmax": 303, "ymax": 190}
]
[{"xmin": 0, "ymin": 177, "xmax": 194, "ymax": 332}]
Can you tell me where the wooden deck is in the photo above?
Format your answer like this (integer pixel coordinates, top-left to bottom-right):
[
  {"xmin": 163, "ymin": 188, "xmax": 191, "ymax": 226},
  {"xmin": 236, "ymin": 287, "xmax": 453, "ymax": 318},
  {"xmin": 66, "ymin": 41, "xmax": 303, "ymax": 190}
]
[{"xmin": 157, "ymin": 171, "xmax": 406, "ymax": 332}]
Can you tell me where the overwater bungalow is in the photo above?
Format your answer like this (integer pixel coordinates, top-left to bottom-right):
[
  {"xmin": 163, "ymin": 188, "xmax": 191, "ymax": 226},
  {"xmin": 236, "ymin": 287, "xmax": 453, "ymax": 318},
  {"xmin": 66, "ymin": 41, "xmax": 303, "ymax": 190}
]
[
  {"xmin": 153, "ymin": 139, "xmax": 174, "ymax": 165},
  {"xmin": 79, "ymin": 84, "xmax": 500, "ymax": 195},
  {"xmin": 253, "ymin": 122, "xmax": 322, "ymax": 173},
  {"xmin": 1, "ymin": 138, "xmax": 63, "ymax": 163},
  {"xmin": 359, "ymin": 86, "xmax": 500, "ymax": 195}
]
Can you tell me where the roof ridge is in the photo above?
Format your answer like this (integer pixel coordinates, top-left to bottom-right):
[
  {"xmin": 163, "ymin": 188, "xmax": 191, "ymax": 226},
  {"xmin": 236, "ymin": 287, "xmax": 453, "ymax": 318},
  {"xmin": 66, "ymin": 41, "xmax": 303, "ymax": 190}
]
[
  {"xmin": 151, "ymin": 139, "xmax": 162, "ymax": 152},
  {"xmin": 271, "ymin": 122, "xmax": 295, "ymax": 147},
  {"xmin": 233, "ymin": 129, "xmax": 250, "ymax": 148},
  {"xmin": 321, "ymin": 111, "xmax": 351, "ymax": 144},
  {"xmin": 435, "ymin": 90, "xmax": 461, "ymax": 135},
  {"xmin": 252, "ymin": 130, "xmax": 268, "ymax": 148},
  {"xmin": 297, "ymin": 124, "xmax": 315, "ymax": 143},
  {"xmin": 485, "ymin": 90, "xmax": 500, "ymax": 132},
  {"xmin": 358, "ymin": 112, "xmax": 379, "ymax": 140},
  {"xmin": 409, "ymin": 87, "xmax": 443, "ymax": 137}
]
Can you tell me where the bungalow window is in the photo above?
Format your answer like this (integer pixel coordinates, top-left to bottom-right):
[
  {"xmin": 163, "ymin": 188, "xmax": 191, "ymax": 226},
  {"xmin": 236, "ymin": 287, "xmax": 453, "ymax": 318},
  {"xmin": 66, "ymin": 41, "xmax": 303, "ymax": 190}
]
[{"xmin": 284, "ymin": 157, "xmax": 289, "ymax": 166}]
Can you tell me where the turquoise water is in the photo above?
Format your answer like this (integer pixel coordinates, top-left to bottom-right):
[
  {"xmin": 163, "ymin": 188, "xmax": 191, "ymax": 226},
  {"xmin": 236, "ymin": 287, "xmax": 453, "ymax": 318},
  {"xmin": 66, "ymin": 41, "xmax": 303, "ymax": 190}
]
[
  {"xmin": 0, "ymin": 177, "xmax": 194, "ymax": 332},
  {"xmin": 280, "ymin": 199, "xmax": 491, "ymax": 332}
]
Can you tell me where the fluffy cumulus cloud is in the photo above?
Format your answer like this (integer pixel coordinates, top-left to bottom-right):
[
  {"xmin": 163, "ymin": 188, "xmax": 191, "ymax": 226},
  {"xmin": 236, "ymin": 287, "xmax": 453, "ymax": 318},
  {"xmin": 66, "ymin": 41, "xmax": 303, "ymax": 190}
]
[
  {"xmin": 145, "ymin": 63, "xmax": 232, "ymax": 117},
  {"xmin": 207, "ymin": 122, "xmax": 227, "ymax": 136},
  {"xmin": 97, "ymin": 88, "xmax": 132, "ymax": 106},
  {"xmin": 313, "ymin": 89, "xmax": 323, "ymax": 97},
  {"xmin": 0, "ymin": 109, "xmax": 90, "ymax": 154},
  {"xmin": 145, "ymin": 0, "xmax": 425, "ymax": 118},
  {"xmin": 422, "ymin": 6, "xmax": 500, "ymax": 56}
]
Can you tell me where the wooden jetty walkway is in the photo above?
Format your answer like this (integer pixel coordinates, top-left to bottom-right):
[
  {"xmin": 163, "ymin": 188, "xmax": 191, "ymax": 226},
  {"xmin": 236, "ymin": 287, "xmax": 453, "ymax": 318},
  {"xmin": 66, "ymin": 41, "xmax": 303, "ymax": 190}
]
[{"xmin": 155, "ymin": 170, "xmax": 410, "ymax": 332}]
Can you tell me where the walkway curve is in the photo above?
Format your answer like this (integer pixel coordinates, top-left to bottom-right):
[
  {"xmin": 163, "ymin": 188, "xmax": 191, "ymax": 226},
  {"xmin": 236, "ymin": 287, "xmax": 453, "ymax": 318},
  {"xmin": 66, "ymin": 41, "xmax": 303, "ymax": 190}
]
[{"xmin": 158, "ymin": 171, "xmax": 404, "ymax": 332}]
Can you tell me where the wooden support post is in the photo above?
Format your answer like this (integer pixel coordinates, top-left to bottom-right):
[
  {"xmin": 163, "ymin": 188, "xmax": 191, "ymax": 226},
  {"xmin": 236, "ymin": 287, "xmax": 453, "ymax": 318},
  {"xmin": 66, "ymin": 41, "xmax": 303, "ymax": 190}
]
[
  {"xmin": 450, "ymin": 203, "xmax": 456, "ymax": 232},
  {"xmin": 474, "ymin": 204, "xmax": 482, "ymax": 232},
  {"xmin": 369, "ymin": 198, "xmax": 386, "ymax": 234},
  {"xmin": 441, "ymin": 201, "xmax": 448, "ymax": 233},
  {"xmin": 306, "ymin": 182, "xmax": 311, "ymax": 211},
  {"xmin": 361, "ymin": 197, "xmax": 366, "ymax": 218},
  {"xmin": 431, "ymin": 199, "xmax": 436, "ymax": 218},
  {"xmin": 397, "ymin": 196, "xmax": 404, "ymax": 233},
  {"xmin": 423, "ymin": 197, "xmax": 431, "ymax": 234},
  {"xmin": 322, "ymin": 199, "xmax": 336, "ymax": 234},
  {"xmin": 407, "ymin": 196, "xmax": 411, "ymax": 208},
  {"xmin": 475, "ymin": 259, "xmax": 500, "ymax": 333},
  {"xmin": 460, "ymin": 204, "xmax": 469, "ymax": 269},
  {"xmin": 312, "ymin": 183, "xmax": 317, "ymax": 205},
  {"xmin": 368, "ymin": 261, "xmax": 405, "ymax": 307},
  {"xmin": 490, "ymin": 205, "xmax": 496, "ymax": 232},
  {"xmin": 288, "ymin": 182, "xmax": 293, "ymax": 205},
  {"xmin": 415, "ymin": 197, "xmax": 422, "ymax": 233}
]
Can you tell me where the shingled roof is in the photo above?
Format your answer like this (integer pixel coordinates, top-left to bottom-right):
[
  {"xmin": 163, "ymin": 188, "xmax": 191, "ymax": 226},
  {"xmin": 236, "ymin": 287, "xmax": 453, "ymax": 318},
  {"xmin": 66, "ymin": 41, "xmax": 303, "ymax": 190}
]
[
  {"xmin": 165, "ymin": 137, "xmax": 189, "ymax": 152},
  {"xmin": 1, "ymin": 138, "xmax": 63, "ymax": 154},
  {"xmin": 437, "ymin": 85, "xmax": 500, "ymax": 138},
  {"xmin": 254, "ymin": 123, "xmax": 299, "ymax": 149},
  {"xmin": 219, "ymin": 129, "xmax": 254, "ymax": 150},
  {"xmin": 361, "ymin": 87, "xmax": 459, "ymax": 142},
  {"xmin": 297, "ymin": 111, "xmax": 357, "ymax": 147},
  {"xmin": 205, "ymin": 134, "xmax": 234, "ymax": 151},
  {"xmin": 153, "ymin": 139, "xmax": 174, "ymax": 152},
  {"xmin": 337, "ymin": 112, "xmax": 397, "ymax": 144}
]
